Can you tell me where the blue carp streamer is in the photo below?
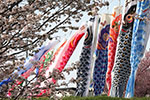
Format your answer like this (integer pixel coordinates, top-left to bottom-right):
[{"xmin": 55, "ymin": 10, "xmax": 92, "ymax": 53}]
[
  {"xmin": 110, "ymin": 0, "xmax": 137, "ymax": 97},
  {"xmin": 125, "ymin": 0, "xmax": 150, "ymax": 98},
  {"xmin": 93, "ymin": 24, "xmax": 110, "ymax": 96}
]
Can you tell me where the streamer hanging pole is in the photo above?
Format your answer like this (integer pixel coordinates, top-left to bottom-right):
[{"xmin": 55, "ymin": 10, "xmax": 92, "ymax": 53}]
[{"xmin": 125, "ymin": 0, "xmax": 150, "ymax": 98}]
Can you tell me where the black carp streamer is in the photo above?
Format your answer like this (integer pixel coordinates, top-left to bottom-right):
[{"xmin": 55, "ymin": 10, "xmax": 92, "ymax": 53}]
[{"xmin": 110, "ymin": 0, "xmax": 137, "ymax": 97}]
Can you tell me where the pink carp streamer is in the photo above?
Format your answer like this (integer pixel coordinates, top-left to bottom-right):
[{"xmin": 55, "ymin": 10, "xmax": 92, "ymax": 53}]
[
  {"xmin": 106, "ymin": 6, "xmax": 122, "ymax": 96},
  {"xmin": 36, "ymin": 24, "xmax": 87, "ymax": 96}
]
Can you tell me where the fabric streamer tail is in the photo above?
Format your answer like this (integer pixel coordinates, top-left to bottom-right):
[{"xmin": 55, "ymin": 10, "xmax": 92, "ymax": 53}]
[{"xmin": 125, "ymin": 69, "xmax": 137, "ymax": 98}]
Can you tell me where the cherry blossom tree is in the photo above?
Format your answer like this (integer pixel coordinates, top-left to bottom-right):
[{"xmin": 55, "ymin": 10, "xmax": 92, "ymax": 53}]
[
  {"xmin": 0, "ymin": 0, "xmax": 109, "ymax": 99},
  {"xmin": 135, "ymin": 50, "xmax": 150, "ymax": 97}
]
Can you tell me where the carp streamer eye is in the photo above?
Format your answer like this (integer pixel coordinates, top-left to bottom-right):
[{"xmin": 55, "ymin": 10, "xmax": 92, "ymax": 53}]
[
  {"xmin": 112, "ymin": 25, "xmax": 115, "ymax": 28},
  {"xmin": 103, "ymin": 33, "xmax": 109, "ymax": 41},
  {"xmin": 126, "ymin": 14, "xmax": 133, "ymax": 23}
]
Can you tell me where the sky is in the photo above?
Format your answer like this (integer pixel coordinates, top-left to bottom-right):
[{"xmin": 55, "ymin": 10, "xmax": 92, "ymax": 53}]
[{"xmin": 57, "ymin": 0, "xmax": 150, "ymax": 88}]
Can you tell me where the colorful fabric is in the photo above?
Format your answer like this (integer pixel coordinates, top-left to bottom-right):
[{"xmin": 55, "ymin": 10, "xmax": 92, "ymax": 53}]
[
  {"xmin": 93, "ymin": 14, "xmax": 111, "ymax": 95},
  {"xmin": 36, "ymin": 24, "xmax": 86, "ymax": 97},
  {"xmin": 21, "ymin": 50, "xmax": 54, "ymax": 79},
  {"xmin": 6, "ymin": 40, "xmax": 59, "ymax": 96},
  {"xmin": 18, "ymin": 40, "xmax": 58, "ymax": 76},
  {"xmin": 42, "ymin": 39, "xmax": 67, "ymax": 77},
  {"xmin": 75, "ymin": 16, "xmax": 100, "ymax": 96},
  {"xmin": 38, "ymin": 49, "xmax": 54, "ymax": 75},
  {"xmin": 75, "ymin": 22, "xmax": 93, "ymax": 97},
  {"xmin": 34, "ymin": 40, "xmax": 67, "ymax": 97},
  {"xmin": 110, "ymin": 0, "xmax": 137, "ymax": 97},
  {"xmin": 0, "ymin": 40, "xmax": 58, "ymax": 88},
  {"xmin": 125, "ymin": 0, "xmax": 150, "ymax": 98},
  {"xmin": 106, "ymin": 7, "xmax": 122, "ymax": 96}
]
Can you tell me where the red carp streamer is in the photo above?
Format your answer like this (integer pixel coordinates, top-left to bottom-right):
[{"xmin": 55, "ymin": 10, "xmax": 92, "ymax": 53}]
[{"xmin": 106, "ymin": 14, "xmax": 122, "ymax": 96}]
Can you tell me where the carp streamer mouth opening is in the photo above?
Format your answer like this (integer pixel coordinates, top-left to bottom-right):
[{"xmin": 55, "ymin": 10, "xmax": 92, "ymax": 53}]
[{"xmin": 71, "ymin": 33, "xmax": 85, "ymax": 47}]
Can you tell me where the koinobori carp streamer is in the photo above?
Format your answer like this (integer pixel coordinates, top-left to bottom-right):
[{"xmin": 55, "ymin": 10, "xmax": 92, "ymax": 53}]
[
  {"xmin": 75, "ymin": 23, "xmax": 93, "ymax": 97},
  {"xmin": 93, "ymin": 14, "xmax": 111, "ymax": 96},
  {"xmin": 110, "ymin": 0, "xmax": 137, "ymax": 97},
  {"xmin": 106, "ymin": 6, "xmax": 122, "ymax": 96},
  {"xmin": 34, "ymin": 39, "xmax": 67, "ymax": 97},
  {"xmin": 125, "ymin": 0, "xmax": 150, "ymax": 98},
  {"xmin": 36, "ymin": 24, "xmax": 86, "ymax": 96},
  {"xmin": 75, "ymin": 16, "xmax": 100, "ymax": 96},
  {"xmin": 6, "ymin": 40, "xmax": 59, "ymax": 96}
]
